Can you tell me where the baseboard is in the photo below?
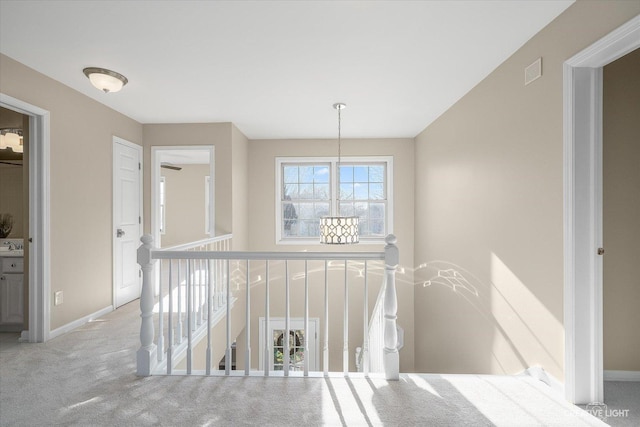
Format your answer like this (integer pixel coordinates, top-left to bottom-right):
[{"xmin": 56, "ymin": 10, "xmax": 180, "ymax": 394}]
[
  {"xmin": 521, "ymin": 366, "xmax": 564, "ymax": 395},
  {"xmin": 604, "ymin": 370, "xmax": 640, "ymax": 381},
  {"xmin": 48, "ymin": 305, "xmax": 113, "ymax": 340}
]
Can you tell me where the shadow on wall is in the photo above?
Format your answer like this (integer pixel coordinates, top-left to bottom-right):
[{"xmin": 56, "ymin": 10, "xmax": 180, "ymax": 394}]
[{"xmin": 414, "ymin": 256, "xmax": 562, "ymax": 376}]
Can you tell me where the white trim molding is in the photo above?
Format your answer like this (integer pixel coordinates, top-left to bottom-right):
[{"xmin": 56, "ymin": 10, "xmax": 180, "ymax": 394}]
[
  {"xmin": 604, "ymin": 370, "xmax": 640, "ymax": 382},
  {"xmin": 151, "ymin": 146, "xmax": 215, "ymax": 248},
  {"xmin": 0, "ymin": 93, "xmax": 51, "ymax": 343},
  {"xmin": 48, "ymin": 305, "xmax": 113, "ymax": 340},
  {"xmin": 563, "ymin": 15, "xmax": 640, "ymax": 405},
  {"xmin": 521, "ymin": 366, "xmax": 564, "ymax": 396}
]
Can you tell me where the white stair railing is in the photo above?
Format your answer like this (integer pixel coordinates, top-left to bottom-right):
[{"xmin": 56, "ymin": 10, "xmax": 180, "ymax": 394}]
[
  {"xmin": 141, "ymin": 234, "xmax": 232, "ymax": 375},
  {"xmin": 137, "ymin": 234, "xmax": 400, "ymax": 379}
]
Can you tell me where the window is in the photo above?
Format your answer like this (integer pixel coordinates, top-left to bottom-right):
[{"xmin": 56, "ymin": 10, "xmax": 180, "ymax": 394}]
[{"xmin": 276, "ymin": 156, "xmax": 392, "ymax": 244}]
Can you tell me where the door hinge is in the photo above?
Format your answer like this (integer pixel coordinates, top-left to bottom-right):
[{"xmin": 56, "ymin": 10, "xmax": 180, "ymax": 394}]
[
  {"xmin": 598, "ymin": 247, "xmax": 605, "ymax": 255},
  {"xmin": 139, "ymin": 216, "xmax": 141, "ymax": 224},
  {"xmin": 139, "ymin": 270, "xmax": 142, "ymax": 278},
  {"xmin": 138, "ymin": 162, "xmax": 141, "ymax": 170}
]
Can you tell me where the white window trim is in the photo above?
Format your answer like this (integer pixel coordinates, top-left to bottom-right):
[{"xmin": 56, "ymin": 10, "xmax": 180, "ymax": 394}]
[{"xmin": 275, "ymin": 156, "xmax": 393, "ymax": 245}]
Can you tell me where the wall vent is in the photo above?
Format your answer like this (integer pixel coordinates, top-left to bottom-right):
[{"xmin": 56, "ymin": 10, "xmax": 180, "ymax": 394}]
[{"xmin": 525, "ymin": 57, "xmax": 542, "ymax": 86}]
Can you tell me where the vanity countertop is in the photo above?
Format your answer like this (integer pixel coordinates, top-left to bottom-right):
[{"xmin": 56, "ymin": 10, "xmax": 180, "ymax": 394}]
[
  {"xmin": 0, "ymin": 239, "xmax": 24, "ymax": 257},
  {"xmin": 0, "ymin": 250, "xmax": 23, "ymax": 257}
]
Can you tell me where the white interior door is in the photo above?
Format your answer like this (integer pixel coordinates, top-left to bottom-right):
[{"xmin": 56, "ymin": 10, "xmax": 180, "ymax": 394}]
[{"xmin": 113, "ymin": 137, "xmax": 142, "ymax": 308}]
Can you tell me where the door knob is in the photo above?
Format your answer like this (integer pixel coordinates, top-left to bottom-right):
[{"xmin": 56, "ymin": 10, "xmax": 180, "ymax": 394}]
[{"xmin": 117, "ymin": 229, "xmax": 126, "ymax": 238}]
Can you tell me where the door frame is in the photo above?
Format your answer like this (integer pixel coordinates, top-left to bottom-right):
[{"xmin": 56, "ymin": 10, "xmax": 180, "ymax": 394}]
[
  {"xmin": 150, "ymin": 145, "xmax": 215, "ymax": 248},
  {"xmin": 563, "ymin": 15, "xmax": 640, "ymax": 404},
  {"xmin": 112, "ymin": 136, "xmax": 143, "ymax": 308},
  {"xmin": 0, "ymin": 93, "xmax": 51, "ymax": 342}
]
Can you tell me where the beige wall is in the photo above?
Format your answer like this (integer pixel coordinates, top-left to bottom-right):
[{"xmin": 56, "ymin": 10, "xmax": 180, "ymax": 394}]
[
  {"xmin": 413, "ymin": 1, "xmax": 640, "ymax": 380},
  {"xmin": 0, "ymin": 54, "xmax": 143, "ymax": 329},
  {"xmin": 248, "ymin": 138, "xmax": 415, "ymax": 372},
  {"xmin": 160, "ymin": 164, "xmax": 210, "ymax": 248},
  {"xmin": 231, "ymin": 125, "xmax": 249, "ymax": 250},
  {"xmin": 603, "ymin": 48, "xmax": 640, "ymax": 371},
  {"xmin": 143, "ymin": 123, "xmax": 234, "ymax": 237}
]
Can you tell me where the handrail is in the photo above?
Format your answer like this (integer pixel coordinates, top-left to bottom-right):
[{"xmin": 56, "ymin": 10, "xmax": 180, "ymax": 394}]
[
  {"xmin": 158, "ymin": 233, "xmax": 233, "ymax": 252},
  {"xmin": 151, "ymin": 250, "xmax": 385, "ymax": 261}
]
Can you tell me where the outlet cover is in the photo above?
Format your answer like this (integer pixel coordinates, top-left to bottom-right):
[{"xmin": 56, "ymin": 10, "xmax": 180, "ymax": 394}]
[{"xmin": 54, "ymin": 291, "xmax": 63, "ymax": 306}]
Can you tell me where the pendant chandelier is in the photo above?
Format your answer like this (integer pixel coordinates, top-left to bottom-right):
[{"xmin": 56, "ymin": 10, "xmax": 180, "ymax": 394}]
[{"xmin": 319, "ymin": 103, "xmax": 359, "ymax": 244}]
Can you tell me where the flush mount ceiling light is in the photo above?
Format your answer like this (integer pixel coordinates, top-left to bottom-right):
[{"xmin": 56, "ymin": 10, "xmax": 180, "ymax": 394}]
[
  {"xmin": 82, "ymin": 67, "xmax": 128, "ymax": 93},
  {"xmin": 319, "ymin": 103, "xmax": 359, "ymax": 245}
]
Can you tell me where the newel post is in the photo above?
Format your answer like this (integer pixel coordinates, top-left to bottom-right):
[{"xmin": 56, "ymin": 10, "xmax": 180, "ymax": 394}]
[
  {"xmin": 137, "ymin": 234, "xmax": 157, "ymax": 376},
  {"xmin": 383, "ymin": 234, "xmax": 400, "ymax": 380}
]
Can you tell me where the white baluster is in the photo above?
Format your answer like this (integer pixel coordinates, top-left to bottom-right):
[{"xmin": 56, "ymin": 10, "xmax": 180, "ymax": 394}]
[
  {"xmin": 199, "ymin": 257, "xmax": 204, "ymax": 325},
  {"xmin": 206, "ymin": 257, "xmax": 212, "ymax": 376},
  {"xmin": 225, "ymin": 259, "xmax": 231, "ymax": 375},
  {"xmin": 264, "ymin": 261, "xmax": 270, "ymax": 377},
  {"xmin": 214, "ymin": 256, "xmax": 219, "ymax": 311},
  {"xmin": 137, "ymin": 235, "xmax": 157, "ymax": 376},
  {"xmin": 323, "ymin": 260, "xmax": 329, "ymax": 376},
  {"xmin": 245, "ymin": 259, "xmax": 251, "ymax": 375},
  {"xmin": 284, "ymin": 260, "xmax": 290, "ymax": 377},
  {"xmin": 343, "ymin": 260, "xmax": 349, "ymax": 376},
  {"xmin": 304, "ymin": 260, "xmax": 309, "ymax": 377},
  {"xmin": 177, "ymin": 260, "xmax": 183, "ymax": 344},
  {"xmin": 157, "ymin": 259, "xmax": 164, "ymax": 362},
  {"xmin": 167, "ymin": 260, "xmax": 174, "ymax": 374},
  {"xmin": 187, "ymin": 259, "xmax": 193, "ymax": 374},
  {"xmin": 383, "ymin": 234, "xmax": 399, "ymax": 380},
  {"xmin": 191, "ymin": 258, "xmax": 197, "ymax": 331},
  {"xmin": 363, "ymin": 260, "xmax": 369, "ymax": 376}
]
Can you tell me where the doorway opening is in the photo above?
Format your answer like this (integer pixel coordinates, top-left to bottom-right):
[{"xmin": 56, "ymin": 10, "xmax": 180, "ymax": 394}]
[
  {"xmin": 151, "ymin": 146, "xmax": 215, "ymax": 249},
  {"xmin": 563, "ymin": 15, "xmax": 640, "ymax": 404},
  {"xmin": 0, "ymin": 107, "xmax": 27, "ymax": 333},
  {"xmin": 0, "ymin": 93, "xmax": 51, "ymax": 343}
]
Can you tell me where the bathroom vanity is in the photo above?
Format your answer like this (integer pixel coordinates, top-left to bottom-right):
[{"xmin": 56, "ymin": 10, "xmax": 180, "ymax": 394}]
[{"xmin": 0, "ymin": 239, "xmax": 24, "ymax": 330}]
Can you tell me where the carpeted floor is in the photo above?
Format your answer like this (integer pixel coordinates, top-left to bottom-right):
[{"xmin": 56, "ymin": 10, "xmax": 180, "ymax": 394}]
[{"xmin": 0, "ymin": 301, "xmax": 625, "ymax": 426}]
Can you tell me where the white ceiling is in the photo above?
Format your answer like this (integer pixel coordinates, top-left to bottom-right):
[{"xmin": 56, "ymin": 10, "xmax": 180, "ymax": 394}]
[
  {"xmin": 0, "ymin": 0, "xmax": 573, "ymax": 139},
  {"xmin": 159, "ymin": 149, "xmax": 211, "ymax": 165}
]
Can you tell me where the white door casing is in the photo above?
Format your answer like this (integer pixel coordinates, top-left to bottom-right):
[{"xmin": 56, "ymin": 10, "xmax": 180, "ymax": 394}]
[
  {"xmin": 563, "ymin": 15, "xmax": 640, "ymax": 404},
  {"xmin": 151, "ymin": 146, "xmax": 215, "ymax": 248},
  {"xmin": 113, "ymin": 137, "xmax": 143, "ymax": 308},
  {"xmin": 0, "ymin": 94, "xmax": 50, "ymax": 343}
]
